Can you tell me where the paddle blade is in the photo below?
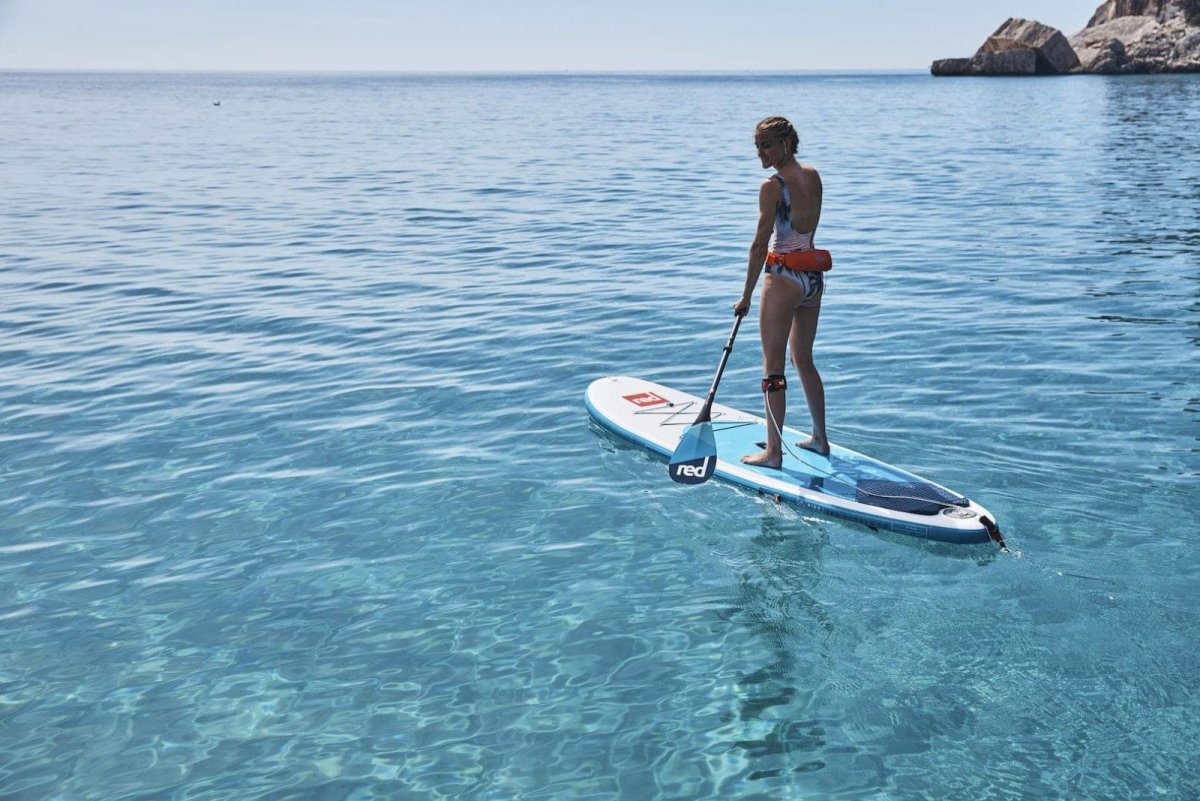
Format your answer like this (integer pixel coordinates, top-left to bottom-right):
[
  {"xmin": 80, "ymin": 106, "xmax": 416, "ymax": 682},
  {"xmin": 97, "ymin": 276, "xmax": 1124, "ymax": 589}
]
[{"xmin": 668, "ymin": 422, "xmax": 717, "ymax": 484}]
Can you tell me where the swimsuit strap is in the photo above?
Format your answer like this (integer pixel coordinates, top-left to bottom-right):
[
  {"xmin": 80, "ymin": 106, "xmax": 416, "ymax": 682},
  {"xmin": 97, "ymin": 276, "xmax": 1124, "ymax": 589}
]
[{"xmin": 772, "ymin": 174, "xmax": 789, "ymax": 208}]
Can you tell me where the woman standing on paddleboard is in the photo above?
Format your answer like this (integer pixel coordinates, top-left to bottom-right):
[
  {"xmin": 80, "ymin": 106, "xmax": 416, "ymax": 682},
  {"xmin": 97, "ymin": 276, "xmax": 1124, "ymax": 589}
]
[{"xmin": 733, "ymin": 116, "xmax": 830, "ymax": 466}]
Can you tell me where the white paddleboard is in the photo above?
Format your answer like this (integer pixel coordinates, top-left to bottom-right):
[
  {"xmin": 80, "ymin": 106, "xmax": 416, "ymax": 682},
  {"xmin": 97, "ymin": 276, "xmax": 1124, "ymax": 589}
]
[{"xmin": 586, "ymin": 376, "xmax": 1002, "ymax": 545}]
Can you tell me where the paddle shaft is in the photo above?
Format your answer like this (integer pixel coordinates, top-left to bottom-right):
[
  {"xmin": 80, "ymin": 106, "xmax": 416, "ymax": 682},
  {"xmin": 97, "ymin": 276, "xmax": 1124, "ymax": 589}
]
[{"xmin": 694, "ymin": 313, "xmax": 743, "ymax": 425}]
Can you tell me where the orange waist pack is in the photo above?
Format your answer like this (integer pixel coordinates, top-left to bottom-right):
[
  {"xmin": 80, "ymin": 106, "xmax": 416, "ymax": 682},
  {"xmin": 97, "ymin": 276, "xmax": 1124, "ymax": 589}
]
[{"xmin": 766, "ymin": 249, "xmax": 832, "ymax": 272}]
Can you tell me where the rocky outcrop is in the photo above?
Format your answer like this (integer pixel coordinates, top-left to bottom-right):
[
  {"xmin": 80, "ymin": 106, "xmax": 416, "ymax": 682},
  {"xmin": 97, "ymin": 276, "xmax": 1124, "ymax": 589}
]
[
  {"xmin": 980, "ymin": 18, "xmax": 1082, "ymax": 73},
  {"xmin": 932, "ymin": 0, "xmax": 1200, "ymax": 74},
  {"xmin": 932, "ymin": 49, "xmax": 1038, "ymax": 76},
  {"xmin": 1071, "ymin": 16, "xmax": 1158, "ymax": 70},
  {"xmin": 1069, "ymin": 7, "xmax": 1200, "ymax": 72},
  {"xmin": 933, "ymin": 18, "xmax": 1079, "ymax": 75}
]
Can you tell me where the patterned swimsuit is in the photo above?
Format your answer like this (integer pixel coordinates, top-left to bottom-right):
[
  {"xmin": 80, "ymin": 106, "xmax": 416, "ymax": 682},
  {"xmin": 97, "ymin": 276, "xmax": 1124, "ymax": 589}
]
[{"xmin": 764, "ymin": 174, "xmax": 824, "ymax": 305}]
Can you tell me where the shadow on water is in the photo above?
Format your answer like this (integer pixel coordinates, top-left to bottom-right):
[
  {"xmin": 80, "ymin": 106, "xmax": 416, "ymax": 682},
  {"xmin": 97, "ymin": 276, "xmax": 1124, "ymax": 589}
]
[
  {"xmin": 715, "ymin": 514, "xmax": 834, "ymax": 780},
  {"xmin": 695, "ymin": 505, "xmax": 1014, "ymax": 796}
]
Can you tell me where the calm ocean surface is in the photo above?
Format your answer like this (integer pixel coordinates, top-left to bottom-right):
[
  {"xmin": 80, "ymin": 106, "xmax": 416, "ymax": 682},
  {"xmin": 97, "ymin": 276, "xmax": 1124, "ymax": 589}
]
[{"xmin": 1, "ymin": 71, "xmax": 1197, "ymax": 800}]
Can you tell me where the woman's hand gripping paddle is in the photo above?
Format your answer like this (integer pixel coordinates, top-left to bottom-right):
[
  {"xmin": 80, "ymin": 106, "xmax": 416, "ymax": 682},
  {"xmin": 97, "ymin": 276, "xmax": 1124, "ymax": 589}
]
[{"xmin": 668, "ymin": 312, "xmax": 744, "ymax": 484}]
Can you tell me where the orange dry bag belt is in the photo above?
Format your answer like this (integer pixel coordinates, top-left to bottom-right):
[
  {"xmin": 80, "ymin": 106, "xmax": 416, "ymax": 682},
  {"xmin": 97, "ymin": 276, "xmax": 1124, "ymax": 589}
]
[{"xmin": 765, "ymin": 248, "xmax": 832, "ymax": 272}]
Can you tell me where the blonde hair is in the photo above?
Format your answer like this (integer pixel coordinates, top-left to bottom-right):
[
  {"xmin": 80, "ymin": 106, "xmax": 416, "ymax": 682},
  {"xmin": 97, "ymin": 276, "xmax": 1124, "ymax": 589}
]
[{"xmin": 756, "ymin": 116, "xmax": 799, "ymax": 155}]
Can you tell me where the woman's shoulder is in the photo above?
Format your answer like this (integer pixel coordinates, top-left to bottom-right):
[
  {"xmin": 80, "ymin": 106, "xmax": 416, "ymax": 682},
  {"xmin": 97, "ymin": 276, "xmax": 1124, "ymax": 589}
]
[
  {"xmin": 797, "ymin": 163, "xmax": 821, "ymax": 179},
  {"xmin": 758, "ymin": 175, "xmax": 785, "ymax": 195},
  {"xmin": 796, "ymin": 164, "xmax": 822, "ymax": 190},
  {"xmin": 777, "ymin": 163, "xmax": 819, "ymax": 182}
]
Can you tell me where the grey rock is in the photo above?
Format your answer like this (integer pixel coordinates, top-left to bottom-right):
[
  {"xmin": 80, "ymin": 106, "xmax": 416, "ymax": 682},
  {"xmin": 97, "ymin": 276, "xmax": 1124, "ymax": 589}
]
[
  {"xmin": 930, "ymin": 49, "xmax": 1039, "ymax": 76},
  {"xmin": 931, "ymin": 17, "xmax": 1078, "ymax": 75},
  {"xmin": 974, "ymin": 48, "xmax": 1041, "ymax": 75},
  {"xmin": 1128, "ymin": 17, "xmax": 1200, "ymax": 70},
  {"xmin": 1069, "ymin": 16, "xmax": 1157, "ymax": 70},
  {"xmin": 1073, "ymin": 35, "xmax": 1129, "ymax": 72},
  {"xmin": 979, "ymin": 18, "xmax": 1082, "ymax": 73},
  {"xmin": 930, "ymin": 58, "xmax": 975, "ymax": 76}
]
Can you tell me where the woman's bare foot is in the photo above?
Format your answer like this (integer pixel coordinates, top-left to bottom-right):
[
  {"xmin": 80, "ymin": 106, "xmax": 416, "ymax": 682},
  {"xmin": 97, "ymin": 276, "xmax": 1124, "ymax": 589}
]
[
  {"xmin": 741, "ymin": 450, "xmax": 782, "ymax": 469},
  {"xmin": 795, "ymin": 438, "xmax": 830, "ymax": 457}
]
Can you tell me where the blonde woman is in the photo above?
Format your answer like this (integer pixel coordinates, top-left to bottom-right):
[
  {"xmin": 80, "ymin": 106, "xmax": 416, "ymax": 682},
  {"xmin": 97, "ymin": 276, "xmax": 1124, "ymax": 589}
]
[{"xmin": 733, "ymin": 116, "xmax": 829, "ymax": 466}]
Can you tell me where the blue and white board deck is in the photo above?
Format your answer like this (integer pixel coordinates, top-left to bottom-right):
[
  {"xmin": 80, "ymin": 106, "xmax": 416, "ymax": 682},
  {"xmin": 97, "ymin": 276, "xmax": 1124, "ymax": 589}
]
[{"xmin": 586, "ymin": 376, "xmax": 999, "ymax": 544}]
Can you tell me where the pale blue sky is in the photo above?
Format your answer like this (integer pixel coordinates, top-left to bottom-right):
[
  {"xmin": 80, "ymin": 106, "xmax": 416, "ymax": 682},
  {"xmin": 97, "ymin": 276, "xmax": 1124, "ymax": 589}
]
[{"xmin": 0, "ymin": 1, "xmax": 1104, "ymax": 72}]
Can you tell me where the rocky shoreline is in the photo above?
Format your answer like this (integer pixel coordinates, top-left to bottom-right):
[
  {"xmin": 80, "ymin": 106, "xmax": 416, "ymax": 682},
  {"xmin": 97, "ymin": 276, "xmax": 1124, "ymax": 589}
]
[{"xmin": 932, "ymin": 0, "xmax": 1200, "ymax": 75}]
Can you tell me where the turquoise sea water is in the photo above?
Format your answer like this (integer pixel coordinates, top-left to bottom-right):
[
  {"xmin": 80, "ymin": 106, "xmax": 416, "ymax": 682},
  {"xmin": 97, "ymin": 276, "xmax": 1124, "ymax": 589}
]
[{"xmin": 1, "ymin": 71, "xmax": 1197, "ymax": 800}]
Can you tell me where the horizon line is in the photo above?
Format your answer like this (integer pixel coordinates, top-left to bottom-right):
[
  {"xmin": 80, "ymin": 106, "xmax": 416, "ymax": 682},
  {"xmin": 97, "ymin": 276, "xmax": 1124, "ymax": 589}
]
[{"xmin": 0, "ymin": 66, "xmax": 931, "ymax": 77}]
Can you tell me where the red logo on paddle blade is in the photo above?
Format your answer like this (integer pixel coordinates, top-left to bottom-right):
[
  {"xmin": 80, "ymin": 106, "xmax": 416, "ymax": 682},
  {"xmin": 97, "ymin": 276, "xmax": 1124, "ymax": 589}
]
[{"xmin": 623, "ymin": 391, "xmax": 669, "ymax": 407}]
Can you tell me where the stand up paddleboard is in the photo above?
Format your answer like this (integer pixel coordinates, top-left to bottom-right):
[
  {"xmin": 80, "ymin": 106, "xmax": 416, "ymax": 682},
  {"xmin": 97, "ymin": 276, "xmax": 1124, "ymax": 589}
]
[{"xmin": 586, "ymin": 376, "xmax": 1004, "ymax": 545}]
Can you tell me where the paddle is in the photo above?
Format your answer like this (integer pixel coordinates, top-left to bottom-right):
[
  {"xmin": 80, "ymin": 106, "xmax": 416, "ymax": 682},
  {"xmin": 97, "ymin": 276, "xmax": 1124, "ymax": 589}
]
[{"xmin": 668, "ymin": 311, "xmax": 744, "ymax": 484}]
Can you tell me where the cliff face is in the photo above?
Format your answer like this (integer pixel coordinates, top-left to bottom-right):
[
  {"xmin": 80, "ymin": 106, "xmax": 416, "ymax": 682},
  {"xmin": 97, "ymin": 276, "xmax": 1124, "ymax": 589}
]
[
  {"xmin": 932, "ymin": 0, "xmax": 1200, "ymax": 75},
  {"xmin": 1087, "ymin": 0, "xmax": 1175, "ymax": 26},
  {"xmin": 1071, "ymin": 0, "xmax": 1200, "ymax": 72}
]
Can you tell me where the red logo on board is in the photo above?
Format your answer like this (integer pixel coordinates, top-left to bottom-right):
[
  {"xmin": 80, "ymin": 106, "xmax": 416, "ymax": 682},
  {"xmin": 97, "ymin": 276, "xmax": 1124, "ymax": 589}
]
[{"xmin": 623, "ymin": 392, "xmax": 669, "ymax": 408}]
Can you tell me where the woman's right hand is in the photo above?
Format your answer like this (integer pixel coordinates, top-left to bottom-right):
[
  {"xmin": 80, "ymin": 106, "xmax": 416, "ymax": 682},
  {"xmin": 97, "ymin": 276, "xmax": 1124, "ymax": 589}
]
[{"xmin": 733, "ymin": 296, "xmax": 751, "ymax": 317}]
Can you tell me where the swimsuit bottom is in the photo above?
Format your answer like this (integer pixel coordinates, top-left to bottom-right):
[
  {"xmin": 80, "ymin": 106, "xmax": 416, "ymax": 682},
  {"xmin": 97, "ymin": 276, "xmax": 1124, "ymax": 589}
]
[{"xmin": 765, "ymin": 263, "xmax": 824, "ymax": 306}]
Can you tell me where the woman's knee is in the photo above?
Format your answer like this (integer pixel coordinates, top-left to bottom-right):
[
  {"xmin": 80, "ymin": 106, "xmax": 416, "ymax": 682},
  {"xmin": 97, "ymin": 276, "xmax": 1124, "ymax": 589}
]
[
  {"xmin": 792, "ymin": 352, "xmax": 817, "ymax": 374},
  {"xmin": 763, "ymin": 352, "xmax": 789, "ymax": 375}
]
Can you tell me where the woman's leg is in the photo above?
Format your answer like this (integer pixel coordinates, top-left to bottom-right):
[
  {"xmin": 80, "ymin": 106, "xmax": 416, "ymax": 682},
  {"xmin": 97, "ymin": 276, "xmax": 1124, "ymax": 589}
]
[
  {"xmin": 789, "ymin": 299, "xmax": 828, "ymax": 455},
  {"xmin": 742, "ymin": 277, "xmax": 796, "ymax": 468}
]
